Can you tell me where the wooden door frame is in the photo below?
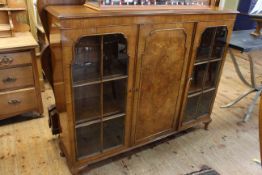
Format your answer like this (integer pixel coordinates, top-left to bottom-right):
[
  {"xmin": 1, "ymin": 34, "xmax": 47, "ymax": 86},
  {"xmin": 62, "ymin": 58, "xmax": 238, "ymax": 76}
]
[
  {"xmin": 178, "ymin": 19, "xmax": 235, "ymax": 131},
  {"xmin": 60, "ymin": 25, "xmax": 138, "ymax": 167}
]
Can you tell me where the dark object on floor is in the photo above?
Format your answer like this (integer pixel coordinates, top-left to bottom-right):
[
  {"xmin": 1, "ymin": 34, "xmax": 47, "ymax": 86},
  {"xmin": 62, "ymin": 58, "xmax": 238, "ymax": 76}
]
[
  {"xmin": 48, "ymin": 105, "xmax": 61, "ymax": 135},
  {"xmin": 185, "ymin": 166, "xmax": 220, "ymax": 175}
]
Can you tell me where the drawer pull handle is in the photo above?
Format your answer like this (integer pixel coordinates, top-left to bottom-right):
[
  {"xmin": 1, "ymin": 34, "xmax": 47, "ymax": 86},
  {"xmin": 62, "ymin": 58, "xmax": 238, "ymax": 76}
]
[
  {"xmin": 2, "ymin": 77, "xmax": 17, "ymax": 83},
  {"xmin": 8, "ymin": 99, "xmax": 21, "ymax": 105},
  {"xmin": 0, "ymin": 56, "xmax": 14, "ymax": 65}
]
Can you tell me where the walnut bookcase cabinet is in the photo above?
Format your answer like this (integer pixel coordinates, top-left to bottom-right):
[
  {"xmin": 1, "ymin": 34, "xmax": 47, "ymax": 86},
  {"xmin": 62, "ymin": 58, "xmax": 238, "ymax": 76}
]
[{"xmin": 44, "ymin": 4, "xmax": 237, "ymax": 174}]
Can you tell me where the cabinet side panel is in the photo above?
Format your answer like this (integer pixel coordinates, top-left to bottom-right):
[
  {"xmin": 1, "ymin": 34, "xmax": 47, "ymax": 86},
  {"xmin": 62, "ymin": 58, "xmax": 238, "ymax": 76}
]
[{"xmin": 48, "ymin": 14, "xmax": 71, "ymax": 160}]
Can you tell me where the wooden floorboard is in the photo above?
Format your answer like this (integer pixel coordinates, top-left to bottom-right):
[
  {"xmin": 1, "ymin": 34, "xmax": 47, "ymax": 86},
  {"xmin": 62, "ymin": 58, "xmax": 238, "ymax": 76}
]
[{"xmin": 0, "ymin": 50, "xmax": 262, "ymax": 175}]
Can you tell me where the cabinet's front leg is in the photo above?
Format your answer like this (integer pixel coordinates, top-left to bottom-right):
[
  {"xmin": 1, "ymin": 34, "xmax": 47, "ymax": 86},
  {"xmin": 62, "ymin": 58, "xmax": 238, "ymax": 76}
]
[{"xmin": 204, "ymin": 119, "xmax": 212, "ymax": 130}]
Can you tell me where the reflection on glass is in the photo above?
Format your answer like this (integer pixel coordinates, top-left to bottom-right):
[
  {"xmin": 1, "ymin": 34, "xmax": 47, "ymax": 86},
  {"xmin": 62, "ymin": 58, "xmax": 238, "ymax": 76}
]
[
  {"xmin": 73, "ymin": 36, "xmax": 101, "ymax": 83},
  {"xmin": 103, "ymin": 34, "xmax": 128, "ymax": 79},
  {"xmin": 196, "ymin": 28, "xmax": 216, "ymax": 61},
  {"xmin": 103, "ymin": 117, "xmax": 124, "ymax": 150},
  {"xmin": 204, "ymin": 61, "xmax": 220, "ymax": 89},
  {"xmin": 189, "ymin": 64, "xmax": 207, "ymax": 93},
  {"xmin": 183, "ymin": 94, "xmax": 200, "ymax": 122},
  {"xmin": 211, "ymin": 27, "xmax": 228, "ymax": 59},
  {"xmin": 198, "ymin": 90, "xmax": 215, "ymax": 116},
  {"xmin": 103, "ymin": 79, "xmax": 127, "ymax": 117},
  {"xmin": 76, "ymin": 122, "xmax": 101, "ymax": 157},
  {"xmin": 74, "ymin": 84, "xmax": 101, "ymax": 123}
]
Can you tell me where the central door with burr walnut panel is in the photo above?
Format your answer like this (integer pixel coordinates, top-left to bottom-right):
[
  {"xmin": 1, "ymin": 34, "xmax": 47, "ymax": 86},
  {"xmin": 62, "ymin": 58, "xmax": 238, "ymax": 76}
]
[{"xmin": 132, "ymin": 23, "xmax": 194, "ymax": 144}]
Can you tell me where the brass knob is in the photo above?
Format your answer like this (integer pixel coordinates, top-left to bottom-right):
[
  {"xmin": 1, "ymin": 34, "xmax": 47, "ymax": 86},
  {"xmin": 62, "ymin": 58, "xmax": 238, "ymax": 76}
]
[
  {"xmin": 8, "ymin": 99, "xmax": 21, "ymax": 105},
  {"xmin": 2, "ymin": 77, "xmax": 17, "ymax": 83},
  {"xmin": 0, "ymin": 56, "xmax": 14, "ymax": 65}
]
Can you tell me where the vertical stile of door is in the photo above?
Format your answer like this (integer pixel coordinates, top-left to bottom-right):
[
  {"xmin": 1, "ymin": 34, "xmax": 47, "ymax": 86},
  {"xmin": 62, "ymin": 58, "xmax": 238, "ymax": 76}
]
[{"xmin": 100, "ymin": 36, "xmax": 104, "ymax": 152}]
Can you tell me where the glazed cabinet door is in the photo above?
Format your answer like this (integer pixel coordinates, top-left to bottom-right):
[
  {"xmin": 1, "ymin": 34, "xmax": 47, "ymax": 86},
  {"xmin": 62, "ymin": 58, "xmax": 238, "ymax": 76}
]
[
  {"xmin": 62, "ymin": 25, "xmax": 137, "ymax": 161},
  {"xmin": 132, "ymin": 23, "xmax": 194, "ymax": 144},
  {"xmin": 179, "ymin": 21, "xmax": 234, "ymax": 129}
]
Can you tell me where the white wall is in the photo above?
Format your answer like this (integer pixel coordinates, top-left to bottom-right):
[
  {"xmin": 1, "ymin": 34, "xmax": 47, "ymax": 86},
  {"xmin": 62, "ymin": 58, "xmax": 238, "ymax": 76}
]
[{"xmin": 220, "ymin": 0, "xmax": 239, "ymax": 10}]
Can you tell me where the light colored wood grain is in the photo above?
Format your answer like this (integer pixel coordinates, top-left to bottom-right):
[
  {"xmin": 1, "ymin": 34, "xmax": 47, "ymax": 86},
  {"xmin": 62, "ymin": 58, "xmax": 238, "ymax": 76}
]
[
  {"xmin": 0, "ymin": 0, "xmax": 7, "ymax": 5},
  {"xmin": 35, "ymin": 53, "xmax": 45, "ymax": 92},
  {"xmin": 0, "ymin": 51, "xmax": 32, "ymax": 68},
  {"xmin": 7, "ymin": 0, "xmax": 26, "ymax": 8},
  {"xmin": 0, "ymin": 50, "xmax": 262, "ymax": 174},
  {"xmin": 0, "ymin": 88, "xmax": 38, "ymax": 119},
  {"xmin": 0, "ymin": 66, "xmax": 34, "ymax": 91},
  {"xmin": 0, "ymin": 32, "xmax": 37, "ymax": 51},
  {"xmin": 0, "ymin": 24, "xmax": 11, "ymax": 31}
]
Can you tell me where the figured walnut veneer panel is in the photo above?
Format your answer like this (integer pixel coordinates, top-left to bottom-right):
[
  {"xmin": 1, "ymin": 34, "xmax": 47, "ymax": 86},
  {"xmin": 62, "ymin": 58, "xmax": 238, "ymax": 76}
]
[{"xmin": 135, "ymin": 28, "xmax": 187, "ymax": 142}]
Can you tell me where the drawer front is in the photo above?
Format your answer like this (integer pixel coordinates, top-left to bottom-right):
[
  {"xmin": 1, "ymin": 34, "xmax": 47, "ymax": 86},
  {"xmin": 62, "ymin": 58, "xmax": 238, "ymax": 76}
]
[
  {"xmin": 0, "ymin": 66, "xmax": 34, "ymax": 91},
  {"xmin": 0, "ymin": 51, "xmax": 32, "ymax": 68},
  {"xmin": 0, "ymin": 88, "xmax": 37, "ymax": 117}
]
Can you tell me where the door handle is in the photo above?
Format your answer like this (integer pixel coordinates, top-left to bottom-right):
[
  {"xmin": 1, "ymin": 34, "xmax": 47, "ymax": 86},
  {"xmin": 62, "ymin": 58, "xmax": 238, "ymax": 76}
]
[
  {"xmin": 8, "ymin": 99, "xmax": 22, "ymax": 105},
  {"xmin": 187, "ymin": 77, "xmax": 193, "ymax": 86},
  {"xmin": 2, "ymin": 77, "xmax": 17, "ymax": 83}
]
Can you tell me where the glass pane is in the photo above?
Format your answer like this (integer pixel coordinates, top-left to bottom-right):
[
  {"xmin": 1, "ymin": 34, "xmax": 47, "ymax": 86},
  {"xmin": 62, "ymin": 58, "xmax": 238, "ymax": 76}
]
[
  {"xmin": 197, "ymin": 90, "xmax": 216, "ymax": 116},
  {"xmin": 196, "ymin": 28, "xmax": 216, "ymax": 61},
  {"xmin": 103, "ymin": 79, "xmax": 127, "ymax": 117},
  {"xmin": 189, "ymin": 64, "xmax": 207, "ymax": 93},
  {"xmin": 73, "ymin": 36, "xmax": 101, "ymax": 83},
  {"xmin": 103, "ymin": 117, "xmax": 124, "ymax": 150},
  {"xmin": 74, "ymin": 84, "xmax": 101, "ymax": 123},
  {"xmin": 76, "ymin": 122, "xmax": 101, "ymax": 158},
  {"xmin": 103, "ymin": 34, "xmax": 128, "ymax": 79},
  {"xmin": 204, "ymin": 61, "xmax": 221, "ymax": 90},
  {"xmin": 211, "ymin": 27, "xmax": 228, "ymax": 59},
  {"xmin": 183, "ymin": 94, "xmax": 200, "ymax": 122}
]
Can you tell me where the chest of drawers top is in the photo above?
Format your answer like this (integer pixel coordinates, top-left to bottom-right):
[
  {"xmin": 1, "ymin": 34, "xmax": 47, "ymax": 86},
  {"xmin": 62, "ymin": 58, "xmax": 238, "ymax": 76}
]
[{"xmin": 0, "ymin": 32, "xmax": 38, "ymax": 52}]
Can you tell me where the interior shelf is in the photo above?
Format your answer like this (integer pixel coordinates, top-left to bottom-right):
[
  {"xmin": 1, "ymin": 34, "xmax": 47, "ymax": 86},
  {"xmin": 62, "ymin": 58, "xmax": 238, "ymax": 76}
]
[
  {"xmin": 73, "ymin": 74, "xmax": 128, "ymax": 88},
  {"xmin": 188, "ymin": 87, "xmax": 216, "ymax": 98},
  {"xmin": 76, "ymin": 113, "xmax": 125, "ymax": 129},
  {"xmin": 194, "ymin": 58, "xmax": 221, "ymax": 66}
]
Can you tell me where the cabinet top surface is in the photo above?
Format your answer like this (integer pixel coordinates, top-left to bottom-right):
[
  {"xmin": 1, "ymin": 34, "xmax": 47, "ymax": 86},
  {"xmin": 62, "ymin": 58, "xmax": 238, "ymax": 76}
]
[
  {"xmin": 0, "ymin": 32, "xmax": 38, "ymax": 51},
  {"xmin": 45, "ymin": 5, "xmax": 238, "ymax": 19}
]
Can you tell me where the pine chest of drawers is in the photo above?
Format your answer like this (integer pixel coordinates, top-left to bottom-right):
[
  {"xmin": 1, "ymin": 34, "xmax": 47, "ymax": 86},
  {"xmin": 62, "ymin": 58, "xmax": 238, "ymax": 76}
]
[{"xmin": 0, "ymin": 32, "xmax": 43, "ymax": 120}]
